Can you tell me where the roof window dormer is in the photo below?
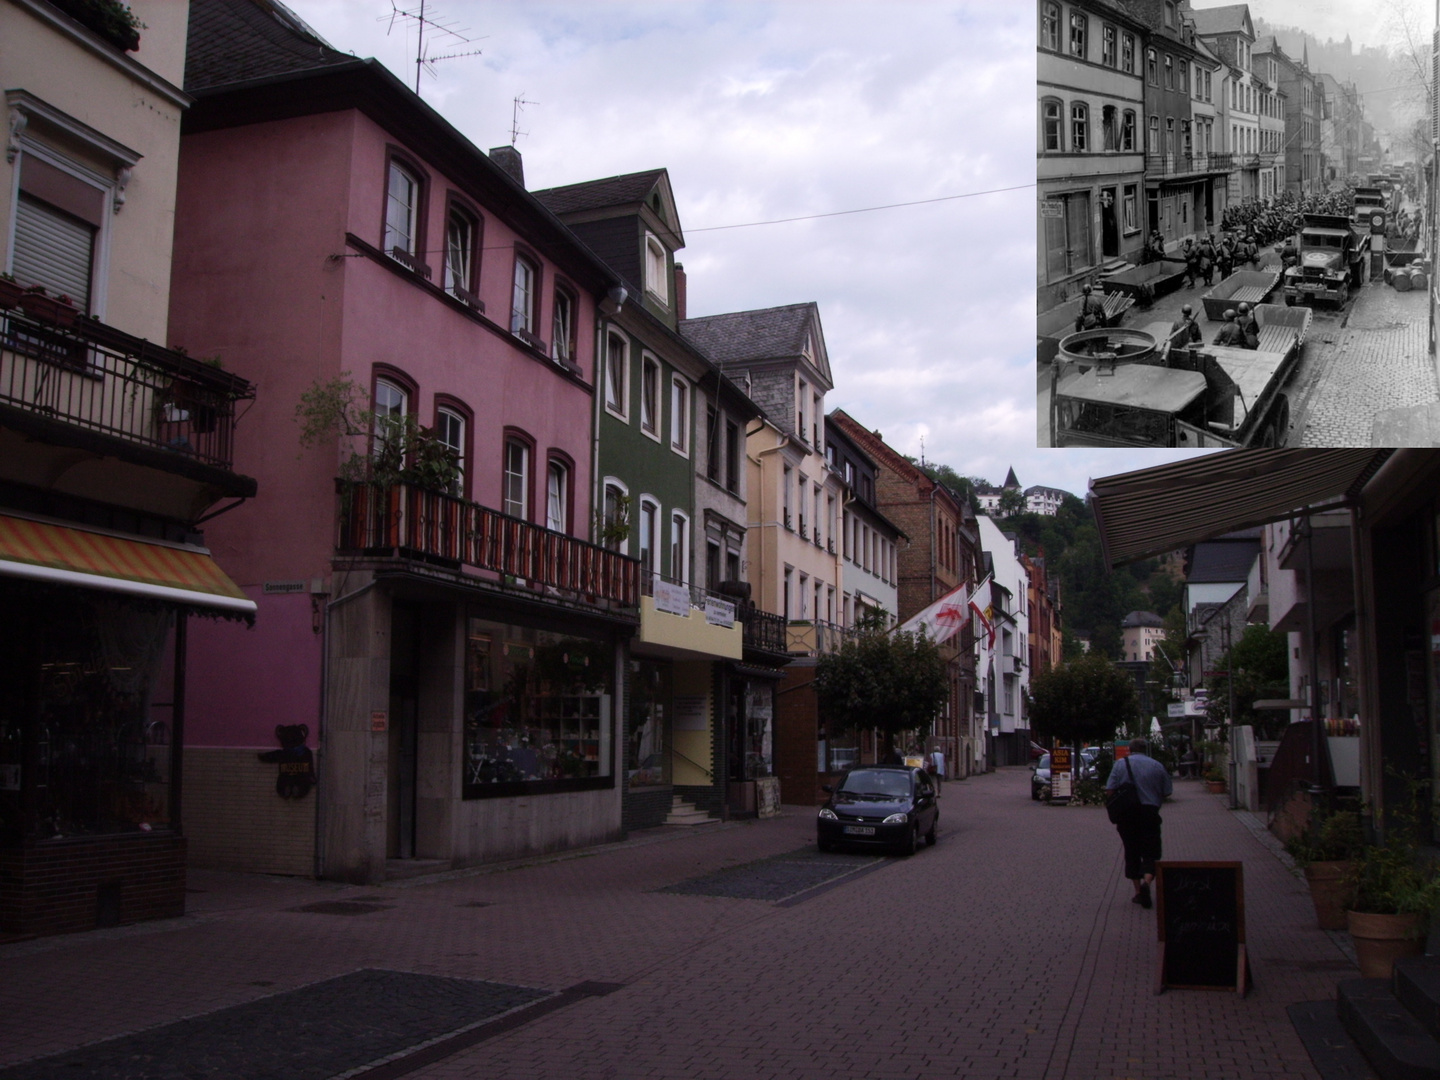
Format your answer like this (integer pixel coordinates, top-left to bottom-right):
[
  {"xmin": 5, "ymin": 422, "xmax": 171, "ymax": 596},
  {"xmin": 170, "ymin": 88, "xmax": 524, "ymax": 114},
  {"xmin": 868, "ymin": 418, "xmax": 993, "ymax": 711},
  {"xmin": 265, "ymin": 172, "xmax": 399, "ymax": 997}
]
[{"xmin": 644, "ymin": 232, "xmax": 668, "ymax": 307}]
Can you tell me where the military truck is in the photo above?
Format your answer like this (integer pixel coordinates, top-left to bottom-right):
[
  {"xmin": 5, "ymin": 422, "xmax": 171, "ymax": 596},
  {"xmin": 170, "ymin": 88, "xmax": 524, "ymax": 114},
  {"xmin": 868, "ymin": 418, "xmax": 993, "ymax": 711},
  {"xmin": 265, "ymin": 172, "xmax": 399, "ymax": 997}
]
[
  {"xmin": 1353, "ymin": 187, "xmax": 1389, "ymax": 235},
  {"xmin": 1048, "ymin": 304, "xmax": 1311, "ymax": 448},
  {"xmin": 1282, "ymin": 214, "xmax": 1368, "ymax": 308}
]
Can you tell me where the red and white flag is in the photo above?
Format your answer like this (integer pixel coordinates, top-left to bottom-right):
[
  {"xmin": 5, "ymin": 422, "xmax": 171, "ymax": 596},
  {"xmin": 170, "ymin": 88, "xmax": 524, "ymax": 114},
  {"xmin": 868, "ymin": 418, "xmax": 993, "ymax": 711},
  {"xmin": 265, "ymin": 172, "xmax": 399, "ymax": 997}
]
[
  {"xmin": 970, "ymin": 594, "xmax": 995, "ymax": 652},
  {"xmin": 898, "ymin": 575, "xmax": 991, "ymax": 646}
]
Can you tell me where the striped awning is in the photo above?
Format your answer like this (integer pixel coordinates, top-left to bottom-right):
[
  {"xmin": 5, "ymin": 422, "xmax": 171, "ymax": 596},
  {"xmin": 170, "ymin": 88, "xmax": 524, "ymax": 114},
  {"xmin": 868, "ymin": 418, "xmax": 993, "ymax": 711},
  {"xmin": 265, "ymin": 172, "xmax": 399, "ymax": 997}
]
[
  {"xmin": 0, "ymin": 513, "xmax": 256, "ymax": 616},
  {"xmin": 1090, "ymin": 449, "xmax": 1392, "ymax": 567}
]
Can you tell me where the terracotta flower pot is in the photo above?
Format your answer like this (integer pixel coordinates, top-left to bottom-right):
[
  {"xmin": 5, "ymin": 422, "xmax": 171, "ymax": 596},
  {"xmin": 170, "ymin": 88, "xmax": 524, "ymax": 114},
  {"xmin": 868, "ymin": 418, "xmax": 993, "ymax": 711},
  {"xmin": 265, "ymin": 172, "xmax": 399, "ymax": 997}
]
[
  {"xmin": 1206, "ymin": 779, "xmax": 1226, "ymax": 794},
  {"xmin": 1347, "ymin": 910, "xmax": 1426, "ymax": 979},
  {"xmin": 1305, "ymin": 861, "xmax": 1355, "ymax": 931}
]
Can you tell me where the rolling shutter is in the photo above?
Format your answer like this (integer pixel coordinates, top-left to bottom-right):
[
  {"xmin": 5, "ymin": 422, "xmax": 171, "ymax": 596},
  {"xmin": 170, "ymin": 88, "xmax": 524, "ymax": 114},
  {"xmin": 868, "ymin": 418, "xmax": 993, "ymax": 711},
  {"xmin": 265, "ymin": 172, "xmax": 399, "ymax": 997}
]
[{"xmin": 11, "ymin": 194, "xmax": 94, "ymax": 312}]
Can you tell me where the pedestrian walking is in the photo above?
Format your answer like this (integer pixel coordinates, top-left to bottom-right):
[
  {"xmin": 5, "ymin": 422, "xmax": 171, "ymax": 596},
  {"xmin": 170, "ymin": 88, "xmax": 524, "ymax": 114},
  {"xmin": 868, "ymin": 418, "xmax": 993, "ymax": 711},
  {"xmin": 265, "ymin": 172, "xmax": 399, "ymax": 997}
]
[
  {"xmin": 1198, "ymin": 235, "xmax": 1216, "ymax": 286},
  {"xmin": 1105, "ymin": 738, "xmax": 1173, "ymax": 909}
]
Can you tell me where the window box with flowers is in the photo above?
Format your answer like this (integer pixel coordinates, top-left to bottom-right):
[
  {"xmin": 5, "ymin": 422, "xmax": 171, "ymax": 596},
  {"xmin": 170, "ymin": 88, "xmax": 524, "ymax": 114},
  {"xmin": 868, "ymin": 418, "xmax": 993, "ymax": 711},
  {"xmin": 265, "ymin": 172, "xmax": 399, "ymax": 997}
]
[{"xmin": 49, "ymin": 0, "xmax": 145, "ymax": 52}]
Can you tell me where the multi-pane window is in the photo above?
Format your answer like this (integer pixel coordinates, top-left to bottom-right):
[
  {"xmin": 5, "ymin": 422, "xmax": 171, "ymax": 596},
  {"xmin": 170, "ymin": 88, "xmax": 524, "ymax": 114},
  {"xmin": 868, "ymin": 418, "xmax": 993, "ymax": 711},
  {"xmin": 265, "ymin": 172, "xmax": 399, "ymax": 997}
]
[
  {"xmin": 503, "ymin": 439, "xmax": 529, "ymax": 519},
  {"xmin": 641, "ymin": 356, "xmax": 660, "ymax": 436},
  {"xmin": 1039, "ymin": 2, "xmax": 1059, "ymax": 50},
  {"xmin": 443, "ymin": 208, "xmax": 475, "ymax": 298},
  {"xmin": 1121, "ymin": 110, "xmax": 1135, "ymax": 152},
  {"xmin": 384, "ymin": 160, "xmax": 419, "ymax": 257},
  {"xmin": 638, "ymin": 499, "xmax": 658, "ymax": 580},
  {"xmin": 373, "ymin": 378, "xmax": 407, "ymax": 460},
  {"xmin": 546, "ymin": 461, "xmax": 567, "ymax": 533},
  {"xmin": 1068, "ymin": 11, "xmax": 1086, "ymax": 57},
  {"xmin": 1102, "ymin": 104, "xmax": 1117, "ymax": 151},
  {"xmin": 436, "ymin": 407, "xmax": 465, "ymax": 495},
  {"xmin": 1121, "ymin": 33, "xmax": 1135, "ymax": 74},
  {"xmin": 603, "ymin": 483, "xmax": 627, "ymax": 551},
  {"xmin": 669, "ymin": 513, "xmax": 688, "ymax": 584},
  {"xmin": 1123, "ymin": 186, "xmax": 1137, "ymax": 232},
  {"xmin": 671, "ymin": 376, "xmax": 689, "ymax": 453},
  {"xmin": 724, "ymin": 420, "xmax": 740, "ymax": 494},
  {"xmin": 1164, "ymin": 54, "xmax": 1173, "ymax": 90},
  {"xmin": 1148, "ymin": 115, "xmax": 1159, "ymax": 154},
  {"xmin": 1071, "ymin": 102, "xmax": 1088, "ymax": 152},
  {"xmin": 605, "ymin": 333, "xmax": 627, "ymax": 416},
  {"xmin": 511, "ymin": 255, "xmax": 537, "ymax": 335},
  {"xmin": 1146, "ymin": 48, "xmax": 1157, "ymax": 85},
  {"xmin": 552, "ymin": 288, "xmax": 575, "ymax": 365},
  {"xmin": 1102, "ymin": 24, "xmax": 1116, "ymax": 67},
  {"xmin": 812, "ymin": 394, "xmax": 821, "ymax": 446},
  {"xmin": 1042, "ymin": 99, "xmax": 1062, "ymax": 152},
  {"xmin": 644, "ymin": 234, "xmax": 668, "ymax": 304}
]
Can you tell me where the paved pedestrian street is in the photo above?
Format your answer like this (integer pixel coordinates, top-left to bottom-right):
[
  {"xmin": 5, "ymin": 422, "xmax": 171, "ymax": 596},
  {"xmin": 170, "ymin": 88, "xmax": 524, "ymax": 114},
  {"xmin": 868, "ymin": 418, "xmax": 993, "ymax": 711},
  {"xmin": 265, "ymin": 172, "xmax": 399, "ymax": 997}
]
[{"xmin": 0, "ymin": 771, "xmax": 1365, "ymax": 1080}]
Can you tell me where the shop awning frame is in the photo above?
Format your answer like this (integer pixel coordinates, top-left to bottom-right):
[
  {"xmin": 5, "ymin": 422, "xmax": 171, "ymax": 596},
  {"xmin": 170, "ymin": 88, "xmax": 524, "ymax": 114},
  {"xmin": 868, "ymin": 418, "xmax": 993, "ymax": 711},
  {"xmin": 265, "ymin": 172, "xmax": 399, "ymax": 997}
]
[
  {"xmin": 1089, "ymin": 449, "xmax": 1392, "ymax": 567},
  {"xmin": 0, "ymin": 513, "xmax": 256, "ymax": 617}
]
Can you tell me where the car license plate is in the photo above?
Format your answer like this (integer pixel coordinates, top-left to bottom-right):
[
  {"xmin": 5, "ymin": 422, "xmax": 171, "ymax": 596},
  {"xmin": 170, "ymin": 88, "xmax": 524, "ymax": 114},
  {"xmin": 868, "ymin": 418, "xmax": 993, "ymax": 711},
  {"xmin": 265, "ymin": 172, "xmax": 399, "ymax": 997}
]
[{"xmin": 843, "ymin": 825, "xmax": 875, "ymax": 835}]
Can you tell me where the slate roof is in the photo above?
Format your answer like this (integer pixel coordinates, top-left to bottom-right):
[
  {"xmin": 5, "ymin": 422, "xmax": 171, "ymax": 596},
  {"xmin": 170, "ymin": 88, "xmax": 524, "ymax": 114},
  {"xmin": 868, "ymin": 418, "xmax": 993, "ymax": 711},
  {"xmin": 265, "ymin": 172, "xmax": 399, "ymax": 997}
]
[
  {"xmin": 532, "ymin": 171, "xmax": 669, "ymax": 216},
  {"xmin": 1190, "ymin": 5, "xmax": 1252, "ymax": 36},
  {"xmin": 186, "ymin": 0, "xmax": 357, "ymax": 92},
  {"xmin": 679, "ymin": 303, "xmax": 818, "ymax": 366},
  {"xmin": 1121, "ymin": 610, "xmax": 1167, "ymax": 629},
  {"xmin": 1003, "ymin": 467, "xmax": 1020, "ymax": 489},
  {"xmin": 1186, "ymin": 537, "xmax": 1260, "ymax": 583}
]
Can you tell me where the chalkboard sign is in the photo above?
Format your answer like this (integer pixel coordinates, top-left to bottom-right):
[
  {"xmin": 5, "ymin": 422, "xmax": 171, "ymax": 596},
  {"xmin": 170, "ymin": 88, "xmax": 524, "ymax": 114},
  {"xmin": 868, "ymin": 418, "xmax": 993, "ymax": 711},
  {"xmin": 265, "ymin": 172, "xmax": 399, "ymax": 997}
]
[{"xmin": 1154, "ymin": 861, "xmax": 1251, "ymax": 996}]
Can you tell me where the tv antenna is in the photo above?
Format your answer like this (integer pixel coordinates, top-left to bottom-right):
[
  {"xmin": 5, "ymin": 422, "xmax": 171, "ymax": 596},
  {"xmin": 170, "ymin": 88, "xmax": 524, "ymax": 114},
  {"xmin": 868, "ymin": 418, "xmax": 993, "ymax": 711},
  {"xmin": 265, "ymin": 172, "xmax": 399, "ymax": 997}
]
[
  {"xmin": 385, "ymin": 1, "xmax": 485, "ymax": 95},
  {"xmin": 511, "ymin": 94, "xmax": 538, "ymax": 145}
]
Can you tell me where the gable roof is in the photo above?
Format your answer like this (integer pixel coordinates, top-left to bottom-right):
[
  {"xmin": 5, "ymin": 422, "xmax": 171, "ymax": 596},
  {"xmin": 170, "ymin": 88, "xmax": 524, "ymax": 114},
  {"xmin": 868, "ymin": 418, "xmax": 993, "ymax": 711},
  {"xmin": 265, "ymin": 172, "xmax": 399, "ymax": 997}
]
[
  {"xmin": 532, "ymin": 168, "xmax": 684, "ymax": 251},
  {"xmin": 1186, "ymin": 536, "xmax": 1260, "ymax": 583},
  {"xmin": 1190, "ymin": 4, "xmax": 1254, "ymax": 39},
  {"xmin": 680, "ymin": 302, "xmax": 833, "ymax": 388},
  {"xmin": 186, "ymin": 0, "xmax": 358, "ymax": 92}
]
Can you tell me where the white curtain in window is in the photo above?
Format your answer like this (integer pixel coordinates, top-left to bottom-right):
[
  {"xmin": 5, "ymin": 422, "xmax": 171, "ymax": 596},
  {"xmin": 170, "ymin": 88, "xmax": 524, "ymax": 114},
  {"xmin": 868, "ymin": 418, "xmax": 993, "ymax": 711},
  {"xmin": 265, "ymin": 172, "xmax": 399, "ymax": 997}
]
[{"xmin": 546, "ymin": 463, "xmax": 566, "ymax": 532}]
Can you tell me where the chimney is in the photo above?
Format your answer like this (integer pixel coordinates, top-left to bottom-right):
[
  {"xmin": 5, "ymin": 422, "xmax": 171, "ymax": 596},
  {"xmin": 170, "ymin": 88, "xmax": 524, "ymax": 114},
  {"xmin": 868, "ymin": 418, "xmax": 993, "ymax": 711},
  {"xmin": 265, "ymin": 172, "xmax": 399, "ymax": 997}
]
[
  {"xmin": 489, "ymin": 146, "xmax": 524, "ymax": 187},
  {"xmin": 674, "ymin": 262, "xmax": 687, "ymax": 321}
]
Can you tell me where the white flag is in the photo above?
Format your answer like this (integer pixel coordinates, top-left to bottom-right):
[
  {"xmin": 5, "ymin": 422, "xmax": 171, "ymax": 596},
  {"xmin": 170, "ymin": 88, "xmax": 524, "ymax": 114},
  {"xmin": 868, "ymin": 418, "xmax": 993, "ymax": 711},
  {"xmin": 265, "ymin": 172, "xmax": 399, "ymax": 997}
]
[{"xmin": 898, "ymin": 578, "xmax": 982, "ymax": 645}]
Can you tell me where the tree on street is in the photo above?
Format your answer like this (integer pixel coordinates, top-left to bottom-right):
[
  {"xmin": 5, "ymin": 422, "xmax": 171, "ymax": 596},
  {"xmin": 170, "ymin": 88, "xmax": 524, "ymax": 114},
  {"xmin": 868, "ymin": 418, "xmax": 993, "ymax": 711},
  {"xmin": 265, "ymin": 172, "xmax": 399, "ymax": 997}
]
[
  {"xmin": 1029, "ymin": 653, "xmax": 1139, "ymax": 751},
  {"xmin": 814, "ymin": 621, "xmax": 949, "ymax": 754}
]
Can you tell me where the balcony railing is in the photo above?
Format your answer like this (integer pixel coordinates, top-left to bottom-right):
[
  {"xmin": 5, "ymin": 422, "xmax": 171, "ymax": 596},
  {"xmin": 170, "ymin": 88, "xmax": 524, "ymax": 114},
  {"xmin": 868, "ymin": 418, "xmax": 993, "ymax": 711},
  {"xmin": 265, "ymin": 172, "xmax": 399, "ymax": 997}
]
[
  {"xmin": 1144, "ymin": 151, "xmax": 1234, "ymax": 177},
  {"xmin": 0, "ymin": 292, "xmax": 255, "ymax": 471},
  {"xmin": 336, "ymin": 480, "xmax": 640, "ymax": 609},
  {"xmin": 640, "ymin": 573, "xmax": 740, "ymax": 627},
  {"xmin": 740, "ymin": 605, "xmax": 787, "ymax": 655},
  {"xmin": 787, "ymin": 619, "xmax": 853, "ymax": 656}
]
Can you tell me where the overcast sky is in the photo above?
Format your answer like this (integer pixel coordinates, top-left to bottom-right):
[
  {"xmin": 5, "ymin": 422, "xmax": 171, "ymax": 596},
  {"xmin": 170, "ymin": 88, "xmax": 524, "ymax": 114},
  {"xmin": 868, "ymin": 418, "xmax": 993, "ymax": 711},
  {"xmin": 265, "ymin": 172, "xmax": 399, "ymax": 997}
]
[{"xmin": 279, "ymin": 0, "xmax": 1316, "ymax": 501}]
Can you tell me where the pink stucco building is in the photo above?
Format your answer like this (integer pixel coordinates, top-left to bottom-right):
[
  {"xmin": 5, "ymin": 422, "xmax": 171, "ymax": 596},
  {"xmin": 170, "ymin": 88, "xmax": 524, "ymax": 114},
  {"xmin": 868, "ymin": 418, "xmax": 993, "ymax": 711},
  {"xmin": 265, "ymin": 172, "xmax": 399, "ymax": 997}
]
[{"xmin": 169, "ymin": 0, "xmax": 638, "ymax": 882}]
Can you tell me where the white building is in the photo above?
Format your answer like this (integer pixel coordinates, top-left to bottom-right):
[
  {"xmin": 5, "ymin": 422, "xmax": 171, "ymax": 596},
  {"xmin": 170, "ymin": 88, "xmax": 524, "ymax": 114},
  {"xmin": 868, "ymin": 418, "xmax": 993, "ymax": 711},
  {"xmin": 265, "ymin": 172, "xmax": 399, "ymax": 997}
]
[
  {"xmin": 1120, "ymin": 610, "xmax": 1167, "ymax": 662},
  {"xmin": 978, "ymin": 515, "xmax": 1031, "ymax": 766}
]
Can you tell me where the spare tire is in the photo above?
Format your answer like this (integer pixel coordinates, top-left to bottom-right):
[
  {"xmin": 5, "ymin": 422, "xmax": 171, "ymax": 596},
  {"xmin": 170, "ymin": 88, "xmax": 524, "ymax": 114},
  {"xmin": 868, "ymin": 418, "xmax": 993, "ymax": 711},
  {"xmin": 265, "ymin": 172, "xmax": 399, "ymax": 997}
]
[{"xmin": 1371, "ymin": 212, "xmax": 1385, "ymax": 229}]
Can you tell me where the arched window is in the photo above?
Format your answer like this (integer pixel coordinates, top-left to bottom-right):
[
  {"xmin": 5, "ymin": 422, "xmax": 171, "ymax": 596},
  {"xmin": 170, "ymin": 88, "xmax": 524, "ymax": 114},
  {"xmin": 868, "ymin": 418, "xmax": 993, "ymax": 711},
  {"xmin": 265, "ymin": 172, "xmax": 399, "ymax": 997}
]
[
  {"xmin": 1039, "ymin": 2, "xmax": 1059, "ymax": 50},
  {"xmin": 1068, "ymin": 11, "xmax": 1086, "ymax": 57},
  {"xmin": 435, "ymin": 405, "xmax": 466, "ymax": 496},
  {"xmin": 1041, "ymin": 98, "xmax": 1063, "ymax": 152},
  {"xmin": 503, "ymin": 436, "xmax": 530, "ymax": 519}
]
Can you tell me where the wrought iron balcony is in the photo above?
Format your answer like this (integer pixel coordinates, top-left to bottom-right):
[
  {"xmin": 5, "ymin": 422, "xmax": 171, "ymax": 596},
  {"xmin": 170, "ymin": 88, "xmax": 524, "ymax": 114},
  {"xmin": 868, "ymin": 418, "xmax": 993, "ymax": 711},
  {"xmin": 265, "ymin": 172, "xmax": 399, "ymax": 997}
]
[
  {"xmin": 640, "ymin": 573, "xmax": 741, "ymax": 627},
  {"xmin": 740, "ymin": 605, "xmax": 787, "ymax": 655},
  {"xmin": 786, "ymin": 619, "xmax": 853, "ymax": 656},
  {"xmin": 0, "ymin": 289, "xmax": 254, "ymax": 472},
  {"xmin": 336, "ymin": 480, "xmax": 640, "ymax": 610},
  {"xmin": 1144, "ymin": 151, "xmax": 1234, "ymax": 177}
]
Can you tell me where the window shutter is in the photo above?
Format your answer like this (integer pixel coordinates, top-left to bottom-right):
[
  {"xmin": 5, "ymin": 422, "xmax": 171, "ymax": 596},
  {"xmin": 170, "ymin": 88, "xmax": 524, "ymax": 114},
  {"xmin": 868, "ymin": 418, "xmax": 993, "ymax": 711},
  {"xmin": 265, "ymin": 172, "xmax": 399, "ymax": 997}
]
[{"xmin": 12, "ymin": 195, "xmax": 94, "ymax": 311}]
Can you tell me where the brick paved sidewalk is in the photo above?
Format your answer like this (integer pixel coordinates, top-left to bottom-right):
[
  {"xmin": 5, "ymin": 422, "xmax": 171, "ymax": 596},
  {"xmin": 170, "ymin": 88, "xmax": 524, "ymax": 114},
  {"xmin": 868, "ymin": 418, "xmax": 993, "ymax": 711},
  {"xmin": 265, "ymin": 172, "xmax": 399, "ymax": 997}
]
[{"xmin": 0, "ymin": 772, "xmax": 1356, "ymax": 1079}]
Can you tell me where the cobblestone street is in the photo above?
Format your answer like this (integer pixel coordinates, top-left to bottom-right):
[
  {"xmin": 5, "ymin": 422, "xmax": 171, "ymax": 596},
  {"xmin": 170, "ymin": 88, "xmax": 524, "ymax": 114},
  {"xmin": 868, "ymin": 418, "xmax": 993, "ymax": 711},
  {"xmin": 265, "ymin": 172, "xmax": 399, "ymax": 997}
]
[
  {"xmin": 0, "ymin": 771, "xmax": 1363, "ymax": 1080},
  {"xmin": 1290, "ymin": 278, "xmax": 1438, "ymax": 445}
]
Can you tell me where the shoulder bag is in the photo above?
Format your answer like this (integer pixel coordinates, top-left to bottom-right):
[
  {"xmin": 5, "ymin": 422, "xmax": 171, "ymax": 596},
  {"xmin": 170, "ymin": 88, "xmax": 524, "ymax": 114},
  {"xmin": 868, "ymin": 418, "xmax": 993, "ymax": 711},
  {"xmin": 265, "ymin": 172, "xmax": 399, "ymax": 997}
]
[{"xmin": 1107, "ymin": 757, "xmax": 1141, "ymax": 824}]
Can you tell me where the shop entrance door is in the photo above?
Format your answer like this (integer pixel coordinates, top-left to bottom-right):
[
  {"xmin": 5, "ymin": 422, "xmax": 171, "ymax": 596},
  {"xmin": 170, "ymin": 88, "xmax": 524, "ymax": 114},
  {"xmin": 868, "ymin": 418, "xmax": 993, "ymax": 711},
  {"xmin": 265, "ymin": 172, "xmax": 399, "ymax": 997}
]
[
  {"xmin": 388, "ymin": 605, "xmax": 419, "ymax": 860},
  {"xmin": 1101, "ymin": 188, "xmax": 1119, "ymax": 258}
]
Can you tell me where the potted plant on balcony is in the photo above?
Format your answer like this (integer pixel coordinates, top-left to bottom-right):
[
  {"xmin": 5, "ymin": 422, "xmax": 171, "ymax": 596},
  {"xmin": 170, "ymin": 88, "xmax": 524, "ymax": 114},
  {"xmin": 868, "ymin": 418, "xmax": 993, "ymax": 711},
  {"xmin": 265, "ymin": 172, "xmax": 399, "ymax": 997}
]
[
  {"xmin": 17, "ymin": 285, "xmax": 78, "ymax": 327},
  {"xmin": 0, "ymin": 274, "xmax": 23, "ymax": 311},
  {"xmin": 1285, "ymin": 807, "xmax": 1363, "ymax": 931}
]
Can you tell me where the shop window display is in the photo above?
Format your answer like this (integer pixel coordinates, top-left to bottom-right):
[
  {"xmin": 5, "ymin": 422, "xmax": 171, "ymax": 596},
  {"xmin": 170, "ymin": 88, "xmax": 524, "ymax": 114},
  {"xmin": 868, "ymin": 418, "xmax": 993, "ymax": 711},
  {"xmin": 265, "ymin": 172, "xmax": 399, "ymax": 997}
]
[
  {"xmin": 0, "ymin": 584, "xmax": 176, "ymax": 843},
  {"xmin": 462, "ymin": 618, "xmax": 613, "ymax": 798},
  {"xmin": 628, "ymin": 659, "xmax": 671, "ymax": 787}
]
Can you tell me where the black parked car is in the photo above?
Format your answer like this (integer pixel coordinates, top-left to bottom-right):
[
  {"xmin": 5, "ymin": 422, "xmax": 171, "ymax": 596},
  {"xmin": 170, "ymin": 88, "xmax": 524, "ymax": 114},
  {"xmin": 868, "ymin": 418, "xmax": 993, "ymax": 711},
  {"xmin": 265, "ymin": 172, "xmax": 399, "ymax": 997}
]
[{"xmin": 817, "ymin": 765, "xmax": 938, "ymax": 855}]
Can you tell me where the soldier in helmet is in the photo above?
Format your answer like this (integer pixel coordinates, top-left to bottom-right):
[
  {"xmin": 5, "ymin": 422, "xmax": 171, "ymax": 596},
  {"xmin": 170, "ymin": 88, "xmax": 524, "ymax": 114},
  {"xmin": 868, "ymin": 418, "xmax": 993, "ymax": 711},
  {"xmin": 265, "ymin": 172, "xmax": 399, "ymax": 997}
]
[
  {"xmin": 1213, "ymin": 309, "xmax": 1245, "ymax": 347},
  {"xmin": 1171, "ymin": 303, "xmax": 1202, "ymax": 349},
  {"xmin": 1074, "ymin": 283, "xmax": 1106, "ymax": 332},
  {"xmin": 1236, "ymin": 302, "xmax": 1260, "ymax": 349}
]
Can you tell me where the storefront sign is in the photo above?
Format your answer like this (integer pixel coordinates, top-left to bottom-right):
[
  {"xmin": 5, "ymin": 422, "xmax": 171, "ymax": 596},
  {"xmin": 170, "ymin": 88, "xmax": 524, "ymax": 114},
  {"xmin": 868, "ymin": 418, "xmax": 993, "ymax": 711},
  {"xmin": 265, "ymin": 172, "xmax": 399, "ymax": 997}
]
[
  {"xmin": 704, "ymin": 596, "xmax": 736, "ymax": 627},
  {"xmin": 370, "ymin": 711, "xmax": 388, "ymax": 732},
  {"xmin": 1050, "ymin": 747, "xmax": 1073, "ymax": 799},
  {"xmin": 1168, "ymin": 702, "xmax": 1186, "ymax": 718},
  {"xmin": 674, "ymin": 695, "xmax": 708, "ymax": 731},
  {"xmin": 654, "ymin": 580, "xmax": 690, "ymax": 616}
]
